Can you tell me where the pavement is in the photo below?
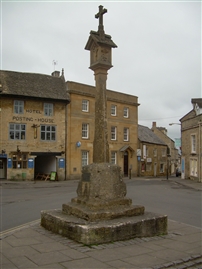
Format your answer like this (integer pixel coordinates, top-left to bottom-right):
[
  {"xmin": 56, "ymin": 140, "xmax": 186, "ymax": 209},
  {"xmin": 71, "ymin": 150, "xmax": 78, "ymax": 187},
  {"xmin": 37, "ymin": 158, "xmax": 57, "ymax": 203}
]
[{"xmin": 0, "ymin": 177, "xmax": 202, "ymax": 269}]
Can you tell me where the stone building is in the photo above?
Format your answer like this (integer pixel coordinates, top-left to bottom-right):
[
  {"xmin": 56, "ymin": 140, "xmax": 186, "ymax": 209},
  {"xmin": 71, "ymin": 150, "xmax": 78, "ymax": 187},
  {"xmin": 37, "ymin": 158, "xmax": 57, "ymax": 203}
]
[
  {"xmin": 151, "ymin": 122, "xmax": 179, "ymax": 174},
  {"xmin": 0, "ymin": 70, "xmax": 70, "ymax": 180},
  {"xmin": 138, "ymin": 125, "xmax": 168, "ymax": 177},
  {"xmin": 0, "ymin": 70, "xmax": 139, "ymax": 180},
  {"xmin": 66, "ymin": 81, "xmax": 139, "ymax": 180},
  {"xmin": 180, "ymin": 98, "xmax": 202, "ymax": 182}
]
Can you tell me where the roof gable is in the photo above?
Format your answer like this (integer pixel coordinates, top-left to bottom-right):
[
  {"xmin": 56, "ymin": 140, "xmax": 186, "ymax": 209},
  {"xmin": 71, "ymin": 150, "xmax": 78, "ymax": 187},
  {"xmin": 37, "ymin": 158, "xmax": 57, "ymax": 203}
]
[{"xmin": 138, "ymin": 125, "xmax": 167, "ymax": 146}]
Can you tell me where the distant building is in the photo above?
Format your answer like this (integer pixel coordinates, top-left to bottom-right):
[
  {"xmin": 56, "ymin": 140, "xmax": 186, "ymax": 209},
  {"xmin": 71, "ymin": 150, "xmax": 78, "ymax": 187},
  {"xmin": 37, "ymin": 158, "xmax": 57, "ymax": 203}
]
[
  {"xmin": 151, "ymin": 122, "xmax": 179, "ymax": 174},
  {"xmin": 66, "ymin": 81, "xmax": 139, "ymax": 180},
  {"xmin": 180, "ymin": 98, "xmax": 202, "ymax": 182},
  {"xmin": 138, "ymin": 125, "xmax": 168, "ymax": 177},
  {"xmin": 0, "ymin": 70, "xmax": 70, "ymax": 180}
]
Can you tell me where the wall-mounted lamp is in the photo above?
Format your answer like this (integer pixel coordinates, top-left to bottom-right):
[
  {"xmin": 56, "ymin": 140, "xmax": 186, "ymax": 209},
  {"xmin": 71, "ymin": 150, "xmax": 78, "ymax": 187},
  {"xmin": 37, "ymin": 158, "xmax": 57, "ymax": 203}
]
[
  {"xmin": 1, "ymin": 149, "xmax": 6, "ymax": 154},
  {"xmin": 17, "ymin": 145, "xmax": 21, "ymax": 153}
]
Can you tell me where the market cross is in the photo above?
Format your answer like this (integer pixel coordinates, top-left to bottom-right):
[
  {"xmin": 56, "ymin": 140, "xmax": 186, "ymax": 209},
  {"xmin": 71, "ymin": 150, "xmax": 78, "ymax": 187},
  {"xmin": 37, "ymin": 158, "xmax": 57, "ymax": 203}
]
[{"xmin": 95, "ymin": 5, "xmax": 107, "ymax": 32}]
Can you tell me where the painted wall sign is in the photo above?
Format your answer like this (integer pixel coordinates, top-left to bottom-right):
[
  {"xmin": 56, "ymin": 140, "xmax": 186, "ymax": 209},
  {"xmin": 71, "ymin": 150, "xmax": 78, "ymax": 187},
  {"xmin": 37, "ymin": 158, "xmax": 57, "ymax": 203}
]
[
  {"xmin": 7, "ymin": 158, "xmax": 12, "ymax": 168},
  {"xmin": 0, "ymin": 154, "xmax": 7, "ymax": 158},
  {"xmin": 26, "ymin": 109, "xmax": 42, "ymax": 114},
  {"xmin": 12, "ymin": 116, "xmax": 54, "ymax": 123},
  {"xmin": 28, "ymin": 158, "xmax": 34, "ymax": 168},
  {"xmin": 59, "ymin": 158, "xmax": 65, "ymax": 168}
]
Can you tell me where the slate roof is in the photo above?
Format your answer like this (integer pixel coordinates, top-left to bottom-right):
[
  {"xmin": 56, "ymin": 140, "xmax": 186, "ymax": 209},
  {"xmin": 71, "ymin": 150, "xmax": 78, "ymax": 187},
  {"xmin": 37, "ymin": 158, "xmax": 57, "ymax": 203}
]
[
  {"xmin": 138, "ymin": 125, "xmax": 167, "ymax": 146},
  {"xmin": 0, "ymin": 70, "xmax": 70, "ymax": 102}
]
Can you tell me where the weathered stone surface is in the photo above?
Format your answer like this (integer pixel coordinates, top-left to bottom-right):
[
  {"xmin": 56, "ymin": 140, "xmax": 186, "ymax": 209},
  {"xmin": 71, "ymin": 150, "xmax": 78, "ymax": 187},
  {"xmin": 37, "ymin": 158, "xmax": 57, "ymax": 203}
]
[
  {"xmin": 62, "ymin": 203, "xmax": 145, "ymax": 221},
  {"xmin": 41, "ymin": 209, "xmax": 168, "ymax": 245},
  {"xmin": 77, "ymin": 163, "xmax": 127, "ymax": 202}
]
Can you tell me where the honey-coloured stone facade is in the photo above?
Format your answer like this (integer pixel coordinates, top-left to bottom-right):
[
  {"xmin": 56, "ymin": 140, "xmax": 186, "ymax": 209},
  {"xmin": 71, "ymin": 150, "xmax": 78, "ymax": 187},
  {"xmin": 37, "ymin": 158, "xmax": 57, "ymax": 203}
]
[{"xmin": 66, "ymin": 81, "xmax": 139, "ymax": 180}]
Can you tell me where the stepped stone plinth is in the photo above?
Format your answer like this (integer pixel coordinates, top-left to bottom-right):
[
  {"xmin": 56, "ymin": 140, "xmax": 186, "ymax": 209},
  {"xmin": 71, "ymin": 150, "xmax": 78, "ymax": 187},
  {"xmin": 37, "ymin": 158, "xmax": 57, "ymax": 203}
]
[
  {"xmin": 41, "ymin": 5, "xmax": 167, "ymax": 245},
  {"xmin": 41, "ymin": 163, "xmax": 167, "ymax": 245}
]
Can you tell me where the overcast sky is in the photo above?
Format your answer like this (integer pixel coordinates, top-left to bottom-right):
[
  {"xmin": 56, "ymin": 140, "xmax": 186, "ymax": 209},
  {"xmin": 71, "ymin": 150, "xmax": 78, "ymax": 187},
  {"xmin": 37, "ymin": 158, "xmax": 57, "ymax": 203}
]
[{"xmin": 1, "ymin": 0, "xmax": 201, "ymax": 142}]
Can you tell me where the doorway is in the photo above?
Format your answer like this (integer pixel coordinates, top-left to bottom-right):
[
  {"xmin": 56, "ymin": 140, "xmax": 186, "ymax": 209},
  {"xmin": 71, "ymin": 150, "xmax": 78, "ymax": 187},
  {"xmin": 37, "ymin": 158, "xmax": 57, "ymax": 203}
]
[
  {"xmin": 124, "ymin": 151, "xmax": 128, "ymax": 176},
  {"xmin": 0, "ymin": 159, "xmax": 6, "ymax": 179},
  {"xmin": 154, "ymin": 162, "xmax": 157, "ymax": 177}
]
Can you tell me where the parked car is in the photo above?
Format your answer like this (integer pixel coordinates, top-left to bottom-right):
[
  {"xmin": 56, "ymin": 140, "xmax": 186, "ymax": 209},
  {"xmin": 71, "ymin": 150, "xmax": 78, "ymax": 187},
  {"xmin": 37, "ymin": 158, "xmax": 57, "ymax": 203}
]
[{"xmin": 176, "ymin": 168, "xmax": 181, "ymax": 177}]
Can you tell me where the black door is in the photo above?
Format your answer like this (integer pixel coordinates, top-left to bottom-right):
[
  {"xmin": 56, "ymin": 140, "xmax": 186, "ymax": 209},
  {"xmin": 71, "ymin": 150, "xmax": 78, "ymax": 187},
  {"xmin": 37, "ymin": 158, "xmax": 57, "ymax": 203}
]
[{"xmin": 124, "ymin": 151, "xmax": 128, "ymax": 176}]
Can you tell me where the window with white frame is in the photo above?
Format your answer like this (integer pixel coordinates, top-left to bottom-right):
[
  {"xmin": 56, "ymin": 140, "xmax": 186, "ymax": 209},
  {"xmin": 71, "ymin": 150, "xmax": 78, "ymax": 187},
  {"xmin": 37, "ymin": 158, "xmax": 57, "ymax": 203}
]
[
  {"xmin": 123, "ymin": 107, "xmax": 129, "ymax": 118},
  {"xmin": 44, "ymin": 103, "xmax": 53, "ymax": 116},
  {"xmin": 153, "ymin": 148, "xmax": 157, "ymax": 157},
  {"xmin": 191, "ymin": 134, "xmax": 196, "ymax": 153},
  {"xmin": 123, "ymin": 127, "xmax": 129, "ymax": 141},
  {"xmin": 82, "ymin": 151, "xmax": 88, "ymax": 166},
  {"xmin": 14, "ymin": 100, "xmax": 24, "ymax": 114},
  {"xmin": 111, "ymin": 151, "xmax": 117, "ymax": 164},
  {"xmin": 160, "ymin": 163, "xmax": 164, "ymax": 173},
  {"xmin": 111, "ymin": 126, "xmax": 117, "ymax": 140},
  {"xmin": 82, "ymin": 100, "xmax": 89, "ymax": 112},
  {"xmin": 190, "ymin": 158, "xmax": 197, "ymax": 177},
  {"xmin": 41, "ymin": 125, "xmax": 56, "ymax": 141},
  {"xmin": 111, "ymin": 104, "xmax": 117, "ymax": 116},
  {"xmin": 82, "ymin": 123, "xmax": 89, "ymax": 139},
  {"xmin": 9, "ymin": 123, "xmax": 26, "ymax": 140}
]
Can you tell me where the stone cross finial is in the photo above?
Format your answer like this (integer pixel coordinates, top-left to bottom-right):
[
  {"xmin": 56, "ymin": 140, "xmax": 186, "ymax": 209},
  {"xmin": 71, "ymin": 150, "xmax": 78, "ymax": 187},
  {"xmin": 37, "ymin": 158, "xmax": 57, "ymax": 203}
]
[{"xmin": 95, "ymin": 5, "xmax": 107, "ymax": 34}]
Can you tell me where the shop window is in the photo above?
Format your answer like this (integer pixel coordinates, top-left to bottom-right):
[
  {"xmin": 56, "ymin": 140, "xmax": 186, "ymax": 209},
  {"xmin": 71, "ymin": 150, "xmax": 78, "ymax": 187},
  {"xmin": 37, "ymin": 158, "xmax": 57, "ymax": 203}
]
[
  {"xmin": 12, "ymin": 153, "xmax": 27, "ymax": 169},
  {"xmin": 146, "ymin": 163, "xmax": 152, "ymax": 171},
  {"xmin": 41, "ymin": 125, "xmax": 56, "ymax": 141},
  {"xmin": 9, "ymin": 123, "xmax": 26, "ymax": 140},
  {"xmin": 190, "ymin": 158, "xmax": 197, "ymax": 177}
]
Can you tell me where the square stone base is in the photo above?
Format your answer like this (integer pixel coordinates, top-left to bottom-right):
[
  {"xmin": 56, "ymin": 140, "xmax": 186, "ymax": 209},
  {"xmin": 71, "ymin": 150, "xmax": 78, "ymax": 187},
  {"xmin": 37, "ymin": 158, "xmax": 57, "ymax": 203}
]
[{"xmin": 41, "ymin": 209, "xmax": 167, "ymax": 245}]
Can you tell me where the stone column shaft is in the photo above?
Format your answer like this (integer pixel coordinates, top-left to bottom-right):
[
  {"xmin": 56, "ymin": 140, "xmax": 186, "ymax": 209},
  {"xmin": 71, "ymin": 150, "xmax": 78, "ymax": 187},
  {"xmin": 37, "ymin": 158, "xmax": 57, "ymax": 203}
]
[{"xmin": 93, "ymin": 69, "xmax": 109, "ymax": 163}]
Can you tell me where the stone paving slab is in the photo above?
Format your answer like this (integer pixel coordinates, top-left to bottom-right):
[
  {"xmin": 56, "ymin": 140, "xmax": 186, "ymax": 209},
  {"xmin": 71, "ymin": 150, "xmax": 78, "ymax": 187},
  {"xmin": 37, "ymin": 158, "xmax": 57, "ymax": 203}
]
[{"xmin": 0, "ymin": 219, "xmax": 201, "ymax": 269}]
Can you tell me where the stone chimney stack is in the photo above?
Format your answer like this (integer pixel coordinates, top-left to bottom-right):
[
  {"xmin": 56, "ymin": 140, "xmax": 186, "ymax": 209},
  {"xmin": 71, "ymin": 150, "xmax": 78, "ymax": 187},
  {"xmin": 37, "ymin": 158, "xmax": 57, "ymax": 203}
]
[
  {"xmin": 51, "ymin": 71, "xmax": 60, "ymax": 77},
  {"xmin": 152, "ymin": 122, "xmax": 157, "ymax": 128}
]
